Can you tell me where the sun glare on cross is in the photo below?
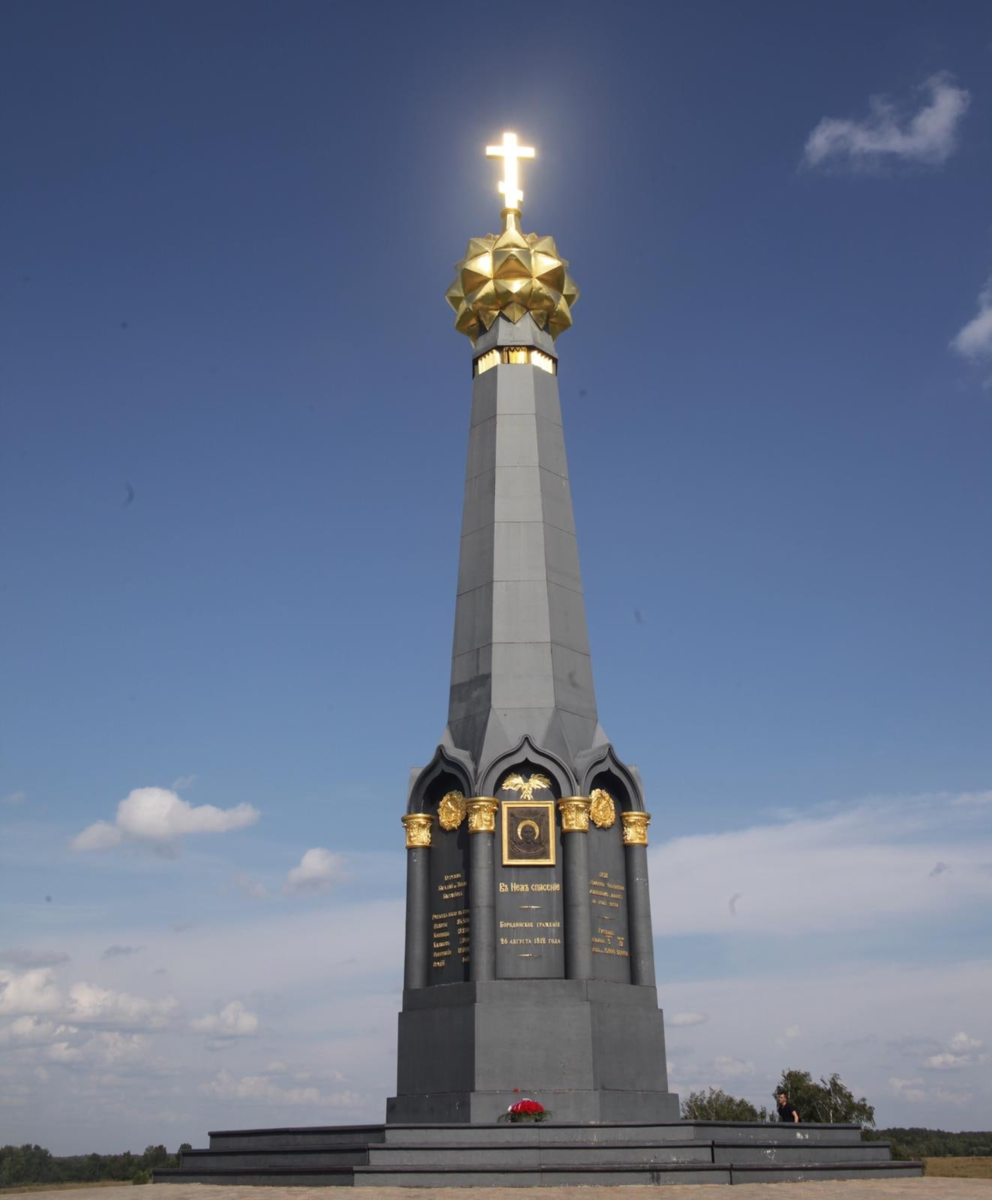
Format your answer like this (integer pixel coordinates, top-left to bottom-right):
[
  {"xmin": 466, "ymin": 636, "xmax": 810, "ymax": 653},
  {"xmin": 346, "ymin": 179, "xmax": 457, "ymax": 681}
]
[{"xmin": 486, "ymin": 131, "xmax": 535, "ymax": 213}]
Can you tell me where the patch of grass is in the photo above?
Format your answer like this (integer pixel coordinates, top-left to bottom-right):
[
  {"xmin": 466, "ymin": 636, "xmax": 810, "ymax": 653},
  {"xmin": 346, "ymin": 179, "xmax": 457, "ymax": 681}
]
[{"xmin": 924, "ymin": 1157, "xmax": 992, "ymax": 1178}]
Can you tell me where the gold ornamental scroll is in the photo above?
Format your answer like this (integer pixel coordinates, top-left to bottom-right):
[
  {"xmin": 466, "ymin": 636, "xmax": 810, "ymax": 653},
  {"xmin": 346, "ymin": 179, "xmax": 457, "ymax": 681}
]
[
  {"xmin": 438, "ymin": 790, "xmax": 467, "ymax": 831},
  {"xmin": 557, "ymin": 796, "xmax": 591, "ymax": 833},
  {"xmin": 589, "ymin": 788, "xmax": 616, "ymax": 829},
  {"xmin": 402, "ymin": 813, "xmax": 433, "ymax": 849},
  {"xmin": 465, "ymin": 797, "xmax": 499, "ymax": 835},
  {"xmin": 621, "ymin": 811, "xmax": 651, "ymax": 847}
]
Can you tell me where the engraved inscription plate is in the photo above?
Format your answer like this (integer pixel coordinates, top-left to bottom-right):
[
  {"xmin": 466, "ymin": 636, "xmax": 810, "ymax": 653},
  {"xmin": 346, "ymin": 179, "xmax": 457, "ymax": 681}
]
[
  {"xmin": 428, "ymin": 822, "xmax": 470, "ymax": 985},
  {"xmin": 587, "ymin": 820, "xmax": 631, "ymax": 984}
]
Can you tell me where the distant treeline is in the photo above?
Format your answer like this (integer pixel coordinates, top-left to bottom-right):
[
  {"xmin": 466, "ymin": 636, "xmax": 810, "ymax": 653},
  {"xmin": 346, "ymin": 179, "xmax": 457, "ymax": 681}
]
[
  {"xmin": 0, "ymin": 1143, "xmax": 189, "ymax": 1187},
  {"xmin": 871, "ymin": 1129, "xmax": 992, "ymax": 1160}
]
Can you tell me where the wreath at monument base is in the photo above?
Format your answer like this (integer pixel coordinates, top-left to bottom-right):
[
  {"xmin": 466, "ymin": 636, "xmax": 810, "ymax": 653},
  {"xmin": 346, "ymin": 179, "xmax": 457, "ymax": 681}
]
[{"xmin": 498, "ymin": 1097, "xmax": 550, "ymax": 1123}]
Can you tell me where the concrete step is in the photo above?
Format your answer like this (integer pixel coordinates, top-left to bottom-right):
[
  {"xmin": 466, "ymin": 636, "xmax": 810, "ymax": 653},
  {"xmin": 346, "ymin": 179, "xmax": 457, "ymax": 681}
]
[
  {"xmin": 155, "ymin": 1167, "xmax": 356, "ymax": 1186},
  {"xmin": 367, "ymin": 1141, "xmax": 711, "ymax": 1167},
  {"xmin": 354, "ymin": 1160, "xmax": 919, "ymax": 1188},
  {"xmin": 208, "ymin": 1125, "xmax": 384, "ymax": 1151},
  {"xmin": 183, "ymin": 1147, "xmax": 370, "ymax": 1169},
  {"xmin": 713, "ymin": 1141, "xmax": 892, "ymax": 1165},
  {"xmin": 378, "ymin": 1120, "xmax": 867, "ymax": 1146}
]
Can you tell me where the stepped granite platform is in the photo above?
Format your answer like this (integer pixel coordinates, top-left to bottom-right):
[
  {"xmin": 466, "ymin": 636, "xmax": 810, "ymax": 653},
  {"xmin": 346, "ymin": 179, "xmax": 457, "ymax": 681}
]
[{"xmin": 152, "ymin": 1120, "xmax": 922, "ymax": 1186}]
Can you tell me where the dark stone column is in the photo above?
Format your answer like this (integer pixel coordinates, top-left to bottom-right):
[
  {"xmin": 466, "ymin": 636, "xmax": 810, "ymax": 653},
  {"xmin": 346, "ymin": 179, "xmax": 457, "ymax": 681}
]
[
  {"xmin": 558, "ymin": 797, "xmax": 592, "ymax": 981},
  {"xmin": 622, "ymin": 811, "xmax": 655, "ymax": 986},
  {"xmin": 466, "ymin": 797, "xmax": 498, "ymax": 982},
  {"xmin": 401, "ymin": 814, "xmax": 432, "ymax": 990}
]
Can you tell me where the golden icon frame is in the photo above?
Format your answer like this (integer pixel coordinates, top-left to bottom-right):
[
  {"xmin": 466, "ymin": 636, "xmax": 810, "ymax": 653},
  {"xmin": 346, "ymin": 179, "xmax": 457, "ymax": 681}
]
[{"xmin": 501, "ymin": 799, "xmax": 556, "ymax": 867}]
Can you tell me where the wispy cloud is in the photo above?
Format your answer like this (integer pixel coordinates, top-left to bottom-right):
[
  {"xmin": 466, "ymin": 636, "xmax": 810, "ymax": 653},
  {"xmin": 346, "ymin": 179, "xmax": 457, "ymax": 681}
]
[
  {"xmin": 285, "ymin": 847, "xmax": 347, "ymax": 894},
  {"xmin": 71, "ymin": 787, "xmax": 259, "ymax": 852},
  {"xmin": 669, "ymin": 1011, "xmax": 708, "ymax": 1027},
  {"xmin": 0, "ymin": 948, "xmax": 70, "ymax": 968},
  {"xmin": 950, "ymin": 279, "xmax": 992, "ymax": 361},
  {"xmin": 102, "ymin": 945, "xmax": 141, "ymax": 959},
  {"xmin": 230, "ymin": 872, "xmax": 267, "ymax": 900},
  {"xmin": 804, "ymin": 73, "xmax": 970, "ymax": 170},
  {"xmin": 2, "ymin": 790, "xmax": 26, "ymax": 806},
  {"xmin": 191, "ymin": 999, "xmax": 259, "ymax": 1037},
  {"xmin": 650, "ymin": 790, "xmax": 992, "ymax": 936}
]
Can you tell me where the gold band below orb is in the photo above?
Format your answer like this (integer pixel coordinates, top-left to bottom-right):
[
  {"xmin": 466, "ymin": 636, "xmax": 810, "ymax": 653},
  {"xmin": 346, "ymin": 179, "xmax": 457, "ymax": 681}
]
[
  {"xmin": 465, "ymin": 797, "xmax": 499, "ymax": 834},
  {"xmin": 402, "ymin": 813, "xmax": 433, "ymax": 849},
  {"xmin": 438, "ymin": 790, "xmax": 467, "ymax": 831},
  {"xmin": 557, "ymin": 796, "xmax": 591, "ymax": 833},
  {"xmin": 621, "ymin": 811, "xmax": 651, "ymax": 846}
]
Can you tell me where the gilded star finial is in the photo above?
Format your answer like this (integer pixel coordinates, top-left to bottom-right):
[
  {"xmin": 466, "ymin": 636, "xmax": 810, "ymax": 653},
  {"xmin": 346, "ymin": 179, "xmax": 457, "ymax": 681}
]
[
  {"xmin": 445, "ymin": 134, "xmax": 580, "ymax": 343},
  {"xmin": 486, "ymin": 132, "xmax": 535, "ymax": 216}
]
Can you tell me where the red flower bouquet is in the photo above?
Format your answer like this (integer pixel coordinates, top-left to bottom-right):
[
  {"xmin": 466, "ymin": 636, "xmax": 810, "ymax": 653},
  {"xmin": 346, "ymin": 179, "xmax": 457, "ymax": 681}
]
[{"xmin": 498, "ymin": 1096, "xmax": 551, "ymax": 1123}]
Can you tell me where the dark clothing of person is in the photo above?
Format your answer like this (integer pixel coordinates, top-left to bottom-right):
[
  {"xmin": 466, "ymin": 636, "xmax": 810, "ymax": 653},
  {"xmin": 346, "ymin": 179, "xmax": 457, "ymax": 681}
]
[{"xmin": 777, "ymin": 1100, "xmax": 800, "ymax": 1123}]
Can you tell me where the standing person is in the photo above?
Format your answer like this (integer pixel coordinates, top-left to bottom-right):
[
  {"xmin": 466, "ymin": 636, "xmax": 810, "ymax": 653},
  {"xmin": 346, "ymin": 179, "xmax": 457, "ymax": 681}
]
[{"xmin": 776, "ymin": 1088, "xmax": 800, "ymax": 1123}]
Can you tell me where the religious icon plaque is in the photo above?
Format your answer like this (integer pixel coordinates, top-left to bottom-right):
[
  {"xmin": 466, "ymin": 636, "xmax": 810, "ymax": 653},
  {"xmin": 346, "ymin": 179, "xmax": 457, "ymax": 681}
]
[{"xmin": 501, "ymin": 799, "xmax": 556, "ymax": 867}]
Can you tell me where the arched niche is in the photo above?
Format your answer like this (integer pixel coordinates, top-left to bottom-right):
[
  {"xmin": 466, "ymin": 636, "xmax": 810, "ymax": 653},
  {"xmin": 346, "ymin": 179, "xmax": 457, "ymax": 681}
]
[
  {"xmin": 407, "ymin": 746, "xmax": 472, "ymax": 815},
  {"xmin": 409, "ymin": 746, "xmax": 472, "ymax": 987},
  {"xmin": 581, "ymin": 748, "xmax": 639, "ymax": 984},
  {"xmin": 581, "ymin": 746, "xmax": 645, "ymax": 812}
]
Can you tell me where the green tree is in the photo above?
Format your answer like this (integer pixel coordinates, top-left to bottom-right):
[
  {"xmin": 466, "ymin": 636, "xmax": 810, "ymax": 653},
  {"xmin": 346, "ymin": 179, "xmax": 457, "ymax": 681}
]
[
  {"xmin": 681, "ymin": 1087, "xmax": 768, "ymax": 1122},
  {"xmin": 776, "ymin": 1069, "xmax": 875, "ymax": 1128}
]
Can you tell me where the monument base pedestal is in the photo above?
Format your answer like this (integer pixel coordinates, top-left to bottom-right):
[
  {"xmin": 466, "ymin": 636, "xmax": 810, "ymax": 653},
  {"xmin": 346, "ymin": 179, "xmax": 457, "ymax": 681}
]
[
  {"xmin": 154, "ymin": 1120, "xmax": 922, "ymax": 1187},
  {"xmin": 389, "ymin": 977, "xmax": 679, "ymax": 1125}
]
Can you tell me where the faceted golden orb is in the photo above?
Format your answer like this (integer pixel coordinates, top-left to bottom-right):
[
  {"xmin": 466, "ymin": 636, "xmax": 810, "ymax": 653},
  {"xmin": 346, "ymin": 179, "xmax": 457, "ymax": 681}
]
[{"xmin": 446, "ymin": 216, "xmax": 580, "ymax": 343}]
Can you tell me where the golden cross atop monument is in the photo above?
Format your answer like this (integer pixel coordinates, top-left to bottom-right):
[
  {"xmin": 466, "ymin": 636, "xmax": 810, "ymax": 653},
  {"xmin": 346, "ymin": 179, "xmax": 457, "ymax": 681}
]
[{"xmin": 486, "ymin": 131, "xmax": 535, "ymax": 213}]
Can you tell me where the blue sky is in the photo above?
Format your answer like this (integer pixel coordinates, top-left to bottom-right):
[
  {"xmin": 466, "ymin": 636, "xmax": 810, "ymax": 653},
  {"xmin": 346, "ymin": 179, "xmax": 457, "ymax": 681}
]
[{"xmin": 2, "ymin": 0, "xmax": 991, "ymax": 1152}]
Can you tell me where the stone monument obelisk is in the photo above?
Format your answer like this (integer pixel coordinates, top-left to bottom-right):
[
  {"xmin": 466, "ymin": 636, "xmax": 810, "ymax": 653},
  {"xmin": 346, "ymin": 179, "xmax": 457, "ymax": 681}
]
[
  {"xmin": 388, "ymin": 133, "xmax": 679, "ymax": 1125},
  {"xmin": 156, "ymin": 134, "xmax": 919, "ymax": 1186}
]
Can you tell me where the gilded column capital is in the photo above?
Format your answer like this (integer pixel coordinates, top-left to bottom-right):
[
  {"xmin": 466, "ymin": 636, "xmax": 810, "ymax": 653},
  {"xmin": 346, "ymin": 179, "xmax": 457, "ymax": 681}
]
[
  {"xmin": 465, "ymin": 797, "xmax": 499, "ymax": 834},
  {"xmin": 557, "ymin": 796, "xmax": 591, "ymax": 833},
  {"xmin": 402, "ymin": 812, "xmax": 433, "ymax": 849},
  {"xmin": 621, "ymin": 811, "xmax": 651, "ymax": 846}
]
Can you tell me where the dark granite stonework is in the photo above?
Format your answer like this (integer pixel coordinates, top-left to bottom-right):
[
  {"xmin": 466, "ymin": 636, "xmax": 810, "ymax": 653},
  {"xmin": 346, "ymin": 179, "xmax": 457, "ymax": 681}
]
[
  {"xmin": 154, "ymin": 1119, "xmax": 922, "ymax": 1186},
  {"xmin": 157, "ymin": 265, "xmax": 925, "ymax": 1184}
]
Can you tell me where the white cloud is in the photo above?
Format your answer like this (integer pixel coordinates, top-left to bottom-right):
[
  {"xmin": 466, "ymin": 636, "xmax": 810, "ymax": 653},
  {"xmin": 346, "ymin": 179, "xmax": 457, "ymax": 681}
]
[
  {"xmin": 191, "ymin": 1000, "xmax": 259, "ymax": 1037},
  {"xmin": 950, "ymin": 279, "xmax": 992, "ymax": 361},
  {"xmin": 49, "ymin": 1032, "xmax": 148, "ymax": 1066},
  {"xmin": 171, "ymin": 775, "xmax": 196, "ymax": 791},
  {"xmin": 2, "ymin": 790, "xmax": 26, "ymax": 805},
  {"xmin": 713, "ymin": 1055, "xmax": 756, "ymax": 1078},
  {"xmin": 804, "ymin": 73, "xmax": 970, "ymax": 169},
  {"xmin": 71, "ymin": 787, "xmax": 259, "ymax": 851},
  {"xmin": 924, "ymin": 1052, "xmax": 970, "ymax": 1070},
  {"xmin": 669, "ymin": 1011, "xmax": 708, "ymax": 1027},
  {"xmin": 0, "ymin": 969, "xmax": 62, "ymax": 1016},
  {"xmin": 200, "ymin": 1069, "xmax": 322, "ymax": 1106},
  {"xmin": 285, "ymin": 847, "xmax": 346, "ymax": 894},
  {"xmin": 66, "ymin": 981, "xmax": 178, "ymax": 1029},
  {"xmin": 0, "ymin": 1016, "xmax": 67, "ymax": 1046},
  {"xmin": 950, "ymin": 1031, "xmax": 983, "ymax": 1053},
  {"xmin": 649, "ymin": 791, "xmax": 992, "ymax": 936},
  {"xmin": 890, "ymin": 1077, "xmax": 926, "ymax": 1103},
  {"xmin": 71, "ymin": 820, "xmax": 122, "ymax": 851},
  {"xmin": 777, "ymin": 1024, "xmax": 802, "ymax": 1047}
]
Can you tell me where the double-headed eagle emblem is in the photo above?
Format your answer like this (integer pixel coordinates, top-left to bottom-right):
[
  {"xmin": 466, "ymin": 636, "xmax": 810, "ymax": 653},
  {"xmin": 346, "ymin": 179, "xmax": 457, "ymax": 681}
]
[{"xmin": 501, "ymin": 773, "xmax": 551, "ymax": 802}]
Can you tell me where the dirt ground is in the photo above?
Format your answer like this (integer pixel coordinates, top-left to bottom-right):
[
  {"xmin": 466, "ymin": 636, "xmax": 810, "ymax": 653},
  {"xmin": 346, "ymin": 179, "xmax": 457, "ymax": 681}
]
[{"xmin": 9, "ymin": 1179, "xmax": 992, "ymax": 1200}]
